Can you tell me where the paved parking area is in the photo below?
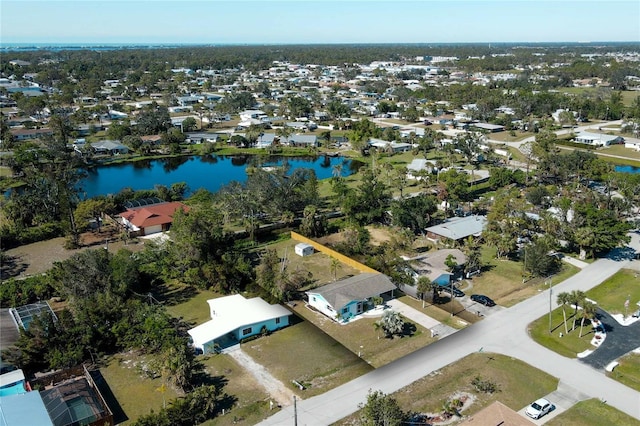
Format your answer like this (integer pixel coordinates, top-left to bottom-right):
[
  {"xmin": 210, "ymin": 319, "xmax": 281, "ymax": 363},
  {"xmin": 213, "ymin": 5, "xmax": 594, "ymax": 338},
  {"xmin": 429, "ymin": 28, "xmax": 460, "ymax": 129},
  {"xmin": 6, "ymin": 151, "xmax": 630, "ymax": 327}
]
[{"xmin": 386, "ymin": 299, "xmax": 457, "ymax": 338}]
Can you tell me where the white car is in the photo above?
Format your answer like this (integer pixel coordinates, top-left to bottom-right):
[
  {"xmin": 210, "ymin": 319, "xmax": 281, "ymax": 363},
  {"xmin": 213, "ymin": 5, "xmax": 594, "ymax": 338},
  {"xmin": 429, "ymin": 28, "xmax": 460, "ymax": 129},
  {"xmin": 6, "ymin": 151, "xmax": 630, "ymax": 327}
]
[{"xmin": 525, "ymin": 398, "xmax": 552, "ymax": 419}]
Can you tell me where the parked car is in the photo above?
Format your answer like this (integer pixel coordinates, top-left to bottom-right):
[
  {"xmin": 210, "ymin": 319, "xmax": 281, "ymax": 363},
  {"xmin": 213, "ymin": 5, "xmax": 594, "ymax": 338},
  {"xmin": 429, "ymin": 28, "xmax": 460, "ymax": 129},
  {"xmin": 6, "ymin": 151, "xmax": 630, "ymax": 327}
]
[
  {"xmin": 525, "ymin": 398, "xmax": 552, "ymax": 419},
  {"xmin": 470, "ymin": 294, "xmax": 496, "ymax": 307},
  {"xmin": 439, "ymin": 285, "xmax": 465, "ymax": 298}
]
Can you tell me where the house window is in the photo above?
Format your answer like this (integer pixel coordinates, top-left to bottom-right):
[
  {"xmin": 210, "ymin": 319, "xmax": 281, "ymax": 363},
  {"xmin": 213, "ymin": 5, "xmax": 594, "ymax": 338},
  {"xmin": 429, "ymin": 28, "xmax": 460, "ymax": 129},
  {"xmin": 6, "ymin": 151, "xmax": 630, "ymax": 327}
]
[
  {"xmin": 275, "ymin": 317, "xmax": 281, "ymax": 324},
  {"xmin": 242, "ymin": 327, "xmax": 252, "ymax": 336},
  {"xmin": 342, "ymin": 307, "xmax": 349, "ymax": 314},
  {"xmin": 312, "ymin": 296, "xmax": 316, "ymax": 302}
]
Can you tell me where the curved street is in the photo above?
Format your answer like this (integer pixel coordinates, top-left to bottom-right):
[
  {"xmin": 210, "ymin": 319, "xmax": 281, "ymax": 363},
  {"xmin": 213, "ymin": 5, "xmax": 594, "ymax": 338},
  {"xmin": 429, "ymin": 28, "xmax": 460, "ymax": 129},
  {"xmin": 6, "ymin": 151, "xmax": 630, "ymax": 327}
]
[
  {"xmin": 580, "ymin": 309, "xmax": 640, "ymax": 370},
  {"xmin": 259, "ymin": 255, "xmax": 640, "ymax": 425}
]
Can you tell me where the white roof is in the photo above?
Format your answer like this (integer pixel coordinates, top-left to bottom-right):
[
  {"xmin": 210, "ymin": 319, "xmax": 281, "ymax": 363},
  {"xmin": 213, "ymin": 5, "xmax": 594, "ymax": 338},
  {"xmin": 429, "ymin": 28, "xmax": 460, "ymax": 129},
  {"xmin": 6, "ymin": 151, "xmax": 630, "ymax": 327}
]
[
  {"xmin": 0, "ymin": 369, "xmax": 24, "ymax": 387},
  {"xmin": 187, "ymin": 295, "xmax": 290, "ymax": 346}
]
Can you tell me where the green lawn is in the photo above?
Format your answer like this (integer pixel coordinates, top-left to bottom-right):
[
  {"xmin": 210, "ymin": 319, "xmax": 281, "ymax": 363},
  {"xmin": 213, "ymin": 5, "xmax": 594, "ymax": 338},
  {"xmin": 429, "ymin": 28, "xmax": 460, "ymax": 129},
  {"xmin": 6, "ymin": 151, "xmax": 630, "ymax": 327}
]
[
  {"xmin": 586, "ymin": 269, "xmax": 640, "ymax": 315},
  {"xmin": 242, "ymin": 316, "xmax": 373, "ymax": 397},
  {"xmin": 163, "ymin": 286, "xmax": 223, "ymax": 326},
  {"xmin": 529, "ymin": 306, "xmax": 594, "ymax": 358},
  {"xmin": 547, "ymin": 399, "xmax": 640, "ymax": 426},
  {"xmin": 336, "ymin": 353, "xmax": 558, "ymax": 424},
  {"xmin": 99, "ymin": 353, "xmax": 181, "ymax": 425},
  {"xmin": 488, "ymin": 131, "xmax": 535, "ymax": 143},
  {"xmin": 607, "ymin": 352, "xmax": 640, "ymax": 392},
  {"xmin": 471, "ymin": 246, "xmax": 580, "ymax": 307},
  {"xmin": 398, "ymin": 295, "xmax": 471, "ymax": 328},
  {"xmin": 290, "ymin": 303, "xmax": 436, "ymax": 368}
]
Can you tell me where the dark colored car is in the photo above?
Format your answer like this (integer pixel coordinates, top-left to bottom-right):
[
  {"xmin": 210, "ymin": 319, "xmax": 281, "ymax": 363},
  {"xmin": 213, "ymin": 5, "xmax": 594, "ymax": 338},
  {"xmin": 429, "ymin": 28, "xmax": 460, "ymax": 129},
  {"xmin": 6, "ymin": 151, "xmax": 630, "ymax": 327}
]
[
  {"xmin": 471, "ymin": 294, "xmax": 496, "ymax": 307},
  {"xmin": 439, "ymin": 286, "xmax": 465, "ymax": 298}
]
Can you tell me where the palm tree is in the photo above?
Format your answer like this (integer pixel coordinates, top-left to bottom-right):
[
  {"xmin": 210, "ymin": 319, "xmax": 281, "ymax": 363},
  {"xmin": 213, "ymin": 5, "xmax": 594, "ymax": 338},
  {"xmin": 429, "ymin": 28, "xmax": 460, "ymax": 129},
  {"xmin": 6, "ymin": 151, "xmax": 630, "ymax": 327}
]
[
  {"xmin": 417, "ymin": 276, "xmax": 432, "ymax": 308},
  {"xmin": 569, "ymin": 290, "xmax": 586, "ymax": 330},
  {"xmin": 557, "ymin": 292, "xmax": 571, "ymax": 334},
  {"xmin": 330, "ymin": 258, "xmax": 341, "ymax": 281},
  {"xmin": 378, "ymin": 310, "xmax": 404, "ymax": 338},
  {"xmin": 579, "ymin": 302, "xmax": 598, "ymax": 338}
]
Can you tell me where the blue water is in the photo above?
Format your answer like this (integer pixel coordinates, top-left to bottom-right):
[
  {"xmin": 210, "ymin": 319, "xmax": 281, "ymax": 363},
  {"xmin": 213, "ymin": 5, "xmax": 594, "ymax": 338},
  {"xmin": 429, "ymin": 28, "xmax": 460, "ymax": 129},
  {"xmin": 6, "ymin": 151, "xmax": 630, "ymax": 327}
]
[
  {"xmin": 614, "ymin": 165, "xmax": 640, "ymax": 174},
  {"xmin": 80, "ymin": 155, "xmax": 357, "ymax": 198}
]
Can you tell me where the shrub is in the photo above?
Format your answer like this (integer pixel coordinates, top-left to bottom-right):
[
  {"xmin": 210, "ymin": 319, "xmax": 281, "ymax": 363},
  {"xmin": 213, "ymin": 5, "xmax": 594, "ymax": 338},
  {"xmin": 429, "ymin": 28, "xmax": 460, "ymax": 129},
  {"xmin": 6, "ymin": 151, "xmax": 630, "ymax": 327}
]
[{"xmin": 471, "ymin": 375, "xmax": 500, "ymax": 393}]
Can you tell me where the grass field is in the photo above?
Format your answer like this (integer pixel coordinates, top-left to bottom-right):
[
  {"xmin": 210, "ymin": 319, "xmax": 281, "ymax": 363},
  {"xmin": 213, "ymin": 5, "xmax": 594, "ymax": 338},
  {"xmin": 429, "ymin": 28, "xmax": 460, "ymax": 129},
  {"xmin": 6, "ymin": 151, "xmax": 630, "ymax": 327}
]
[
  {"xmin": 529, "ymin": 306, "xmax": 594, "ymax": 358},
  {"xmin": 547, "ymin": 398, "xmax": 640, "ymax": 426},
  {"xmin": 336, "ymin": 352, "xmax": 558, "ymax": 424},
  {"xmin": 470, "ymin": 246, "xmax": 580, "ymax": 307},
  {"xmin": 488, "ymin": 131, "xmax": 535, "ymax": 142},
  {"xmin": 398, "ymin": 295, "xmax": 471, "ymax": 328},
  {"xmin": 558, "ymin": 88, "xmax": 639, "ymax": 108},
  {"xmin": 242, "ymin": 316, "xmax": 373, "ymax": 397},
  {"xmin": 607, "ymin": 352, "xmax": 640, "ymax": 393},
  {"xmin": 586, "ymin": 269, "xmax": 640, "ymax": 315},
  {"xmin": 290, "ymin": 303, "xmax": 436, "ymax": 368},
  {"xmin": 162, "ymin": 287, "xmax": 222, "ymax": 326},
  {"xmin": 99, "ymin": 353, "xmax": 181, "ymax": 425},
  {"xmin": 599, "ymin": 145, "xmax": 640, "ymax": 161}
]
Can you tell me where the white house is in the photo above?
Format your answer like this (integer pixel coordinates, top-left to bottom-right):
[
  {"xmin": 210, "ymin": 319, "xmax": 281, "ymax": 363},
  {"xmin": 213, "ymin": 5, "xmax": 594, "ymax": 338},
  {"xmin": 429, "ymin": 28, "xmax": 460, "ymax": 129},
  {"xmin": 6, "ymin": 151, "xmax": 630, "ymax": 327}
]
[
  {"xmin": 368, "ymin": 138, "xmax": 412, "ymax": 153},
  {"xmin": 406, "ymin": 158, "xmax": 436, "ymax": 180},
  {"xmin": 187, "ymin": 295, "xmax": 291, "ymax": 353},
  {"xmin": 306, "ymin": 273, "xmax": 396, "ymax": 322},
  {"xmin": 574, "ymin": 132, "xmax": 623, "ymax": 147}
]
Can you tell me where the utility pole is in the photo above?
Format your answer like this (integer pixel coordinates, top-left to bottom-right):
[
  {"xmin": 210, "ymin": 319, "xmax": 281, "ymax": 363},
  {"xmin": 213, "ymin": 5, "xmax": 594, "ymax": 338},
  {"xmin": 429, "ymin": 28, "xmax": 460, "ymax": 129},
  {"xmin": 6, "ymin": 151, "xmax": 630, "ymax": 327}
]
[
  {"xmin": 548, "ymin": 277, "xmax": 553, "ymax": 334},
  {"xmin": 293, "ymin": 395, "xmax": 298, "ymax": 426}
]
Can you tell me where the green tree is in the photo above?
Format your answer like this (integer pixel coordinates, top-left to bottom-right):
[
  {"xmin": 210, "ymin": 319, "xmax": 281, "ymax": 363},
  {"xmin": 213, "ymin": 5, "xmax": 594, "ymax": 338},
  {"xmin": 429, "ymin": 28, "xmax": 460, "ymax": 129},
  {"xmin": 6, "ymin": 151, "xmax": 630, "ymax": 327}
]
[
  {"xmin": 180, "ymin": 117, "xmax": 197, "ymax": 132},
  {"xmin": 376, "ymin": 310, "xmax": 404, "ymax": 338},
  {"xmin": 416, "ymin": 276, "xmax": 433, "ymax": 308},
  {"xmin": 579, "ymin": 302, "xmax": 597, "ymax": 338},
  {"xmin": 359, "ymin": 389, "xmax": 407, "ymax": 426}
]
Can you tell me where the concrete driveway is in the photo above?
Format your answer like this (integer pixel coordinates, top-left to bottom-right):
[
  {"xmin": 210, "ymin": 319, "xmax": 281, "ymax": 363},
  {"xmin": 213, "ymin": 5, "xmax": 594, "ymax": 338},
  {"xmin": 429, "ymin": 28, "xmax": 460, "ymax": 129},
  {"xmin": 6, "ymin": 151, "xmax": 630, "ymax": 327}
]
[{"xmin": 516, "ymin": 381, "xmax": 591, "ymax": 425}]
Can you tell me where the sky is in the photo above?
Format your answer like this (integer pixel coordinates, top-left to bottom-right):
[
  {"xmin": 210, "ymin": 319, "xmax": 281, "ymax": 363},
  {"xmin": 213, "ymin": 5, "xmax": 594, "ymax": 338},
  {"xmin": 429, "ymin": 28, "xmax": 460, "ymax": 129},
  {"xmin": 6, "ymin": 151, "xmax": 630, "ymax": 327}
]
[{"xmin": 1, "ymin": 0, "xmax": 639, "ymax": 45}]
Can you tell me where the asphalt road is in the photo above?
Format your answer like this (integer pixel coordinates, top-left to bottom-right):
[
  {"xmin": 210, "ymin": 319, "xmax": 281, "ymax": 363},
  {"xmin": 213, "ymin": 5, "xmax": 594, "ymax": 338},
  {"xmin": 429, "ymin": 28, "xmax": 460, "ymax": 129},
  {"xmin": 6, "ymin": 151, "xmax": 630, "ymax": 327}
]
[
  {"xmin": 258, "ymin": 256, "xmax": 640, "ymax": 425},
  {"xmin": 580, "ymin": 309, "xmax": 640, "ymax": 370}
]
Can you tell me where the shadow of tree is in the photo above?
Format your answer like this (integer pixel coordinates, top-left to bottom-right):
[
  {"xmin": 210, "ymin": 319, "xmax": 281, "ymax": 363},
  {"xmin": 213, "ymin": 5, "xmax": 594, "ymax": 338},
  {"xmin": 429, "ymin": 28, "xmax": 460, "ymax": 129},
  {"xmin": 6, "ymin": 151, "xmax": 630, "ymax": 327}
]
[
  {"xmin": 0, "ymin": 254, "xmax": 28, "ymax": 280},
  {"xmin": 153, "ymin": 284, "xmax": 199, "ymax": 306}
]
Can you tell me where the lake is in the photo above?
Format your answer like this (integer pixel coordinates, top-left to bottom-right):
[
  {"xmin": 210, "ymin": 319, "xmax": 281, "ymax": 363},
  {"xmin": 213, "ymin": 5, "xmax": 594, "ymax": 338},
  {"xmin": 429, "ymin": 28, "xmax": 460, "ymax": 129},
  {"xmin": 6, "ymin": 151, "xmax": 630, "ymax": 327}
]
[{"xmin": 80, "ymin": 154, "xmax": 358, "ymax": 198}]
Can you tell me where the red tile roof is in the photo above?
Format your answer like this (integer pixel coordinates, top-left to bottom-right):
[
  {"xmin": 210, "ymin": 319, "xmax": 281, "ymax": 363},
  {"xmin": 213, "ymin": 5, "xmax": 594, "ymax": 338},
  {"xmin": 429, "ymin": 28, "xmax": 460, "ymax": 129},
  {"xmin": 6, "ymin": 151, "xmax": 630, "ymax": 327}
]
[{"xmin": 119, "ymin": 201, "xmax": 189, "ymax": 229}]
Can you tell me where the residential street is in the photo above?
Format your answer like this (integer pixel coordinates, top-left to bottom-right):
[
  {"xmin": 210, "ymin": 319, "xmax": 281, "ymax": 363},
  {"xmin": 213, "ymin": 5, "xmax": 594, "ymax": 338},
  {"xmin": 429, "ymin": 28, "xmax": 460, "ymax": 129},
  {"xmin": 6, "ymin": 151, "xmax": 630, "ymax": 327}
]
[{"xmin": 258, "ymin": 256, "xmax": 640, "ymax": 425}]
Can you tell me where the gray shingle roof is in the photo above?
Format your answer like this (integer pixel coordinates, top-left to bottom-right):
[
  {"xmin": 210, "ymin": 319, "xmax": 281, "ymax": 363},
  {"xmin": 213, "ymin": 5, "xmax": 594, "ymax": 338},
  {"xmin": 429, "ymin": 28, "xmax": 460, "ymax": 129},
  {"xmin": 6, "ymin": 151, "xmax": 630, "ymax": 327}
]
[
  {"xmin": 426, "ymin": 215, "xmax": 487, "ymax": 241},
  {"xmin": 308, "ymin": 273, "xmax": 396, "ymax": 310}
]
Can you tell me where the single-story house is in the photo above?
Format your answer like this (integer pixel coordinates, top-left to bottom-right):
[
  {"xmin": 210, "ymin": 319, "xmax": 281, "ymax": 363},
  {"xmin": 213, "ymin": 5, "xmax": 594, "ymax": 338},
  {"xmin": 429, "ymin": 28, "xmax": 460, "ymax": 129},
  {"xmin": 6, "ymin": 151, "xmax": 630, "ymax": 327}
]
[
  {"xmin": 119, "ymin": 201, "xmax": 189, "ymax": 236},
  {"xmin": 409, "ymin": 248, "xmax": 468, "ymax": 286},
  {"xmin": 368, "ymin": 138, "xmax": 412, "ymax": 153},
  {"xmin": 256, "ymin": 133, "xmax": 276, "ymax": 148},
  {"xmin": 141, "ymin": 134, "xmax": 163, "ymax": 145},
  {"xmin": 9, "ymin": 128, "xmax": 53, "ymax": 141},
  {"xmin": 187, "ymin": 294, "xmax": 291, "ymax": 353},
  {"xmin": 624, "ymin": 140, "xmax": 640, "ymax": 152},
  {"xmin": 91, "ymin": 140, "xmax": 129, "ymax": 155},
  {"xmin": 306, "ymin": 273, "xmax": 396, "ymax": 322},
  {"xmin": 425, "ymin": 215, "xmax": 488, "ymax": 243},
  {"xmin": 406, "ymin": 158, "xmax": 436, "ymax": 180},
  {"xmin": 458, "ymin": 400, "xmax": 535, "ymax": 425},
  {"xmin": 574, "ymin": 132, "xmax": 623, "ymax": 147},
  {"xmin": 186, "ymin": 133, "xmax": 219, "ymax": 144},
  {"xmin": 470, "ymin": 122, "xmax": 505, "ymax": 133},
  {"xmin": 287, "ymin": 134, "xmax": 317, "ymax": 147}
]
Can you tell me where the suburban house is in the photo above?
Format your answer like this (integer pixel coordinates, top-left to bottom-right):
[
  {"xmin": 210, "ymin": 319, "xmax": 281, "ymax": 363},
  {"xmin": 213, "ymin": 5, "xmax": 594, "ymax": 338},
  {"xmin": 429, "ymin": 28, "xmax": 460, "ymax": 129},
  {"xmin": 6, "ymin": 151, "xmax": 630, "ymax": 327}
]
[
  {"xmin": 187, "ymin": 294, "xmax": 291, "ymax": 353},
  {"xmin": 186, "ymin": 133, "xmax": 220, "ymax": 144},
  {"xmin": 91, "ymin": 140, "xmax": 129, "ymax": 155},
  {"xmin": 118, "ymin": 201, "xmax": 189, "ymax": 236},
  {"xmin": 406, "ymin": 158, "xmax": 436, "ymax": 180},
  {"xmin": 140, "ymin": 134, "xmax": 163, "ymax": 145},
  {"xmin": 368, "ymin": 138, "xmax": 412, "ymax": 153},
  {"xmin": 425, "ymin": 215, "xmax": 488, "ymax": 243},
  {"xmin": 459, "ymin": 401, "xmax": 535, "ymax": 426},
  {"xmin": 409, "ymin": 248, "xmax": 468, "ymax": 287},
  {"xmin": 470, "ymin": 122, "xmax": 505, "ymax": 133},
  {"xmin": 0, "ymin": 391, "xmax": 53, "ymax": 426},
  {"xmin": 306, "ymin": 273, "xmax": 397, "ymax": 322},
  {"xmin": 287, "ymin": 134, "xmax": 318, "ymax": 147},
  {"xmin": 574, "ymin": 132, "xmax": 623, "ymax": 147},
  {"xmin": 255, "ymin": 133, "xmax": 276, "ymax": 148},
  {"xmin": 9, "ymin": 128, "xmax": 53, "ymax": 141}
]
